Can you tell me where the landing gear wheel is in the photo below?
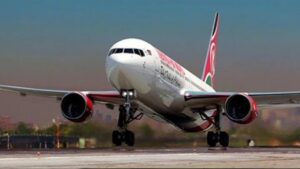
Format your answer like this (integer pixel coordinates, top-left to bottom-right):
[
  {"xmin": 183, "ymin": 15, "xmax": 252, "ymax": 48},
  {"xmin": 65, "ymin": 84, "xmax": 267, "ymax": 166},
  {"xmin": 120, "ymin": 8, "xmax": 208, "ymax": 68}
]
[
  {"xmin": 206, "ymin": 131, "xmax": 230, "ymax": 147},
  {"xmin": 112, "ymin": 130, "xmax": 122, "ymax": 146},
  {"xmin": 207, "ymin": 131, "xmax": 217, "ymax": 147},
  {"xmin": 219, "ymin": 131, "xmax": 229, "ymax": 147},
  {"xmin": 202, "ymin": 106, "xmax": 230, "ymax": 147},
  {"xmin": 125, "ymin": 130, "xmax": 135, "ymax": 146}
]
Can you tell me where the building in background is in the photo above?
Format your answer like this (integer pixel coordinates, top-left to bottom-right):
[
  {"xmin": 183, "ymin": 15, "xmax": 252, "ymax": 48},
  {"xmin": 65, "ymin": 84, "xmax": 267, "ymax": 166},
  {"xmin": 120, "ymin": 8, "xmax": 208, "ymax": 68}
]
[{"xmin": 0, "ymin": 135, "xmax": 79, "ymax": 149}]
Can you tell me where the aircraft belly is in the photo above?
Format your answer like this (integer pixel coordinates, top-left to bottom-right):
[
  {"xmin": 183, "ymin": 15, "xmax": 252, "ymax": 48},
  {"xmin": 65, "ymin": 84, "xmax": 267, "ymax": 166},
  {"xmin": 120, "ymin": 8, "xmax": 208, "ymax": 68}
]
[
  {"xmin": 176, "ymin": 119, "xmax": 214, "ymax": 132},
  {"xmin": 138, "ymin": 80, "xmax": 183, "ymax": 115},
  {"xmin": 134, "ymin": 73, "xmax": 213, "ymax": 132}
]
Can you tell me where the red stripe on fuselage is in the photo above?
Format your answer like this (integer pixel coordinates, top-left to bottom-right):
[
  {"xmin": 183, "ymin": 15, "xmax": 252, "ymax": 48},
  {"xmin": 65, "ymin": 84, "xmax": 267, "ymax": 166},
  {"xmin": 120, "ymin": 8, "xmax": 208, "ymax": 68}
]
[
  {"xmin": 183, "ymin": 111, "xmax": 217, "ymax": 132},
  {"xmin": 156, "ymin": 49, "xmax": 185, "ymax": 76},
  {"xmin": 183, "ymin": 120, "xmax": 213, "ymax": 132}
]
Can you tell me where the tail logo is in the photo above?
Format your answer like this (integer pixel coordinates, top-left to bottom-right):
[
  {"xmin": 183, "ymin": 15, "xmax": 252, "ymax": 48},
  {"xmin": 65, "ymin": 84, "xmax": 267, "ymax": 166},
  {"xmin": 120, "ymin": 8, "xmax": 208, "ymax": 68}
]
[
  {"xmin": 202, "ymin": 13, "xmax": 219, "ymax": 88},
  {"xmin": 210, "ymin": 42, "xmax": 216, "ymax": 76}
]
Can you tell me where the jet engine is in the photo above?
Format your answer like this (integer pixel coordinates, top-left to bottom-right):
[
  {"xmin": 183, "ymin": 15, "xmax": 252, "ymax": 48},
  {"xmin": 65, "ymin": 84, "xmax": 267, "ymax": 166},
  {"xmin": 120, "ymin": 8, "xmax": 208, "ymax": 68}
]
[
  {"xmin": 61, "ymin": 92, "xmax": 93, "ymax": 122},
  {"xmin": 225, "ymin": 94, "xmax": 258, "ymax": 124}
]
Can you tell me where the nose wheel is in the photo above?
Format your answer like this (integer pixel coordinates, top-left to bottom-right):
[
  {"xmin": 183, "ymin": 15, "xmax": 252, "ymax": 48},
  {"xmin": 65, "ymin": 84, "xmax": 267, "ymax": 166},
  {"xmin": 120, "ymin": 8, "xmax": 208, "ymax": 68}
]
[
  {"xmin": 112, "ymin": 90, "xmax": 142, "ymax": 146},
  {"xmin": 112, "ymin": 130, "xmax": 135, "ymax": 146}
]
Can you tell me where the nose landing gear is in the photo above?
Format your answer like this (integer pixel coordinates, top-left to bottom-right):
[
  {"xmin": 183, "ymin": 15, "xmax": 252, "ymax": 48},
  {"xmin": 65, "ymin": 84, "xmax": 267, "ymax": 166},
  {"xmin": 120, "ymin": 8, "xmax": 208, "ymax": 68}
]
[{"xmin": 112, "ymin": 90, "xmax": 143, "ymax": 146}]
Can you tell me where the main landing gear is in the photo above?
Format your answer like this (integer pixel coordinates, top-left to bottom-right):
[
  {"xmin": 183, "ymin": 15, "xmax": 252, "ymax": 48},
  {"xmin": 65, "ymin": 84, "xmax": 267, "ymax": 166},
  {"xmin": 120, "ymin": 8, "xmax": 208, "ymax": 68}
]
[
  {"xmin": 112, "ymin": 90, "xmax": 143, "ymax": 146},
  {"xmin": 200, "ymin": 106, "xmax": 229, "ymax": 147}
]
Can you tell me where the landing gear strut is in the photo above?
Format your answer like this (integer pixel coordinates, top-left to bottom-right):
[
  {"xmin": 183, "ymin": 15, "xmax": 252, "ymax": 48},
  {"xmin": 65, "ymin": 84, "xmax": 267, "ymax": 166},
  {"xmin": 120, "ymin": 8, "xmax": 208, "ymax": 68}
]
[
  {"xmin": 112, "ymin": 90, "xmax": 142, "ymax": 146},
  {"xmin": 202, "ymin": 106, "xmax": 229, "ymax": 147}
]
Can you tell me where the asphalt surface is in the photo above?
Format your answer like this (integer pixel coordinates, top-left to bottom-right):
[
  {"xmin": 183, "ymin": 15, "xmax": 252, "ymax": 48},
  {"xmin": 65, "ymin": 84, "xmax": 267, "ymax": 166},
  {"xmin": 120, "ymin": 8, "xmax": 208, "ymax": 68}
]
[{"xmin": 0, "ymin": 147, "xmax": 300, "ymax": 168}]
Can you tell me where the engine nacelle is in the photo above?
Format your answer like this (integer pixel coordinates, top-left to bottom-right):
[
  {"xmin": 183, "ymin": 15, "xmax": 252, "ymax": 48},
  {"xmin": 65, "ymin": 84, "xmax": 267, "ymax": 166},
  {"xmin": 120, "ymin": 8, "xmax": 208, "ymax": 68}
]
[
  {"xmin": 225, "ymin": 94, "xmax": 258, "ymax": 124},
  {"xmin": 61, "ymin": 92, "xmax": 93, "ymax": 123}
]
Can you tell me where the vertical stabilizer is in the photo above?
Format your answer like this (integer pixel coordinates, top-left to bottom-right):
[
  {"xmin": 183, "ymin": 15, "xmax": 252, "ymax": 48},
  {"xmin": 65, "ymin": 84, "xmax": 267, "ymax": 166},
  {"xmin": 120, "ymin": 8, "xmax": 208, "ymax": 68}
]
[{"xmin": 201, "ymin": 13, "xmax": 219, "ymax": 88}]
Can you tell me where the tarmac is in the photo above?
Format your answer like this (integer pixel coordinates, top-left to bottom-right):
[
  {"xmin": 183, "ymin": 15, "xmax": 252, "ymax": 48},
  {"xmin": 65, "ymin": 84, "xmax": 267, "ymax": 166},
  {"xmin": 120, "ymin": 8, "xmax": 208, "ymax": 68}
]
[{"xmin": 0, "ymin": 147, "xmax": 300, "ymax": 168}]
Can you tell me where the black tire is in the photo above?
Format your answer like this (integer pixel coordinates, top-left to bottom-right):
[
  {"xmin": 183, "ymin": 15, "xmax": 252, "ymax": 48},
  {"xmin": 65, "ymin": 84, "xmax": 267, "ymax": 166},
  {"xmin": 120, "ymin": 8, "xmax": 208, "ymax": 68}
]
[
  {"xmin": 112, "ymin": 130, "xmax": 122, "ymax": 146},
  {"xmin": 125, "ymin": 130, "xmax": 135, "ymax": 146},
  {"xmin": 207, "ymin": 131, "xmax": 217, "ymax": 147},
  {"xmin": 219, "ymin": 132, "xmax": 229, "ymax": 147}
]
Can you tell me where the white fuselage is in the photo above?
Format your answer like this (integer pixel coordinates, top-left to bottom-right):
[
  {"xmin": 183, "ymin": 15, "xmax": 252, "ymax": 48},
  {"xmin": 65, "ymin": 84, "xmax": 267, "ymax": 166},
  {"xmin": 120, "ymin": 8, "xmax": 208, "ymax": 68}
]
[{"xmin": 106, "ymin": 38, "xmax": 216, "ymax": 132}]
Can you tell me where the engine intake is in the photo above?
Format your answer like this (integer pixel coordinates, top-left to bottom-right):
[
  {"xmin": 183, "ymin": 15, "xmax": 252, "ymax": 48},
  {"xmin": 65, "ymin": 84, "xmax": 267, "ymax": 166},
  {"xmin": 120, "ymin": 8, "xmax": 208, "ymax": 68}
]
[
  {"xmin": 61, "ymin": 92, "xmax": 93, "ymax": 123},
  {"xmin": 225, "ymin": 94, "xmax": 258, "ymax": 124}
]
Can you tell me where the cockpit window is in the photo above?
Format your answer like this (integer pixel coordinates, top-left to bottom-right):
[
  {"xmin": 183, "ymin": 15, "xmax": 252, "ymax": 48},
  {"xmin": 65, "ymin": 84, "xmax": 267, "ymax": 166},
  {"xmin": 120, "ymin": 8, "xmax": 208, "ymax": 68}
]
[
  {"xmin": 115, "ymin": 48, "xmax": 123, "ymax": 53},
  {"xmin": 134, "ymin": 49, "xmax": 140, "ymax": 55},
  {"xmin": 139, "ymin": 50, "xmax": 145, "ymax": 56},
  {"xmin": 109, "ymin": 48, "xmax": 145, "ymax": 57},
  {"xmin": 109, "ymin": 49, "xmax": 115, "ymax": 55},
  {"xmin": 124, "ymin": 48, "xmax": 134, "ymax": 54}
]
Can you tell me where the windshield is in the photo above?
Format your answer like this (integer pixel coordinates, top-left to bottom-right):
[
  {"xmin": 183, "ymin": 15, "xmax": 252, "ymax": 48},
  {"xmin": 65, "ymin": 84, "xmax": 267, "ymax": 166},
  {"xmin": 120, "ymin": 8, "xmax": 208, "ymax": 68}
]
[{"xmin": 109, "ymin": 48, "xmax": 145, "ymax": 57}]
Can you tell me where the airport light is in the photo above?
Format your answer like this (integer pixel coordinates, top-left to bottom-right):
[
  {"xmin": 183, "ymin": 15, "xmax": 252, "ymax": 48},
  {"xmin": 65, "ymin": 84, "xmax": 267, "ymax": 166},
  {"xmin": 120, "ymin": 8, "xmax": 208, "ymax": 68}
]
[
  {"xmin": 52, "ymin": 118, "xmax": 61, "ymax": 149},
  {"xmin": 6, "ymin": 133, "xmax": 10, "ymax": 150}
]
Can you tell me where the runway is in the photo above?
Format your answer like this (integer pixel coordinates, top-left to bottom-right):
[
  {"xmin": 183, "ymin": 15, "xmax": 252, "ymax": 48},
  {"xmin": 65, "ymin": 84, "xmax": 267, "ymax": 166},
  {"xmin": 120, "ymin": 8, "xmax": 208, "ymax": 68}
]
[{"xmin": 0, "ymin": 147, "xmax": 300, "ymax": 168}]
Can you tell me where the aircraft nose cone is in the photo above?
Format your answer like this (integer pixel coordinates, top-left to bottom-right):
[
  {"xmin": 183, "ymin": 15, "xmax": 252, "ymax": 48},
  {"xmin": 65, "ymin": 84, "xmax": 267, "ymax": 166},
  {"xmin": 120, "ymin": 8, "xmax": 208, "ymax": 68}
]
[
  {"xmin": 105, "ymin": 54, "xmax": 135, "ymax": 88},
  {"xmin": 106, "ymin": 54, "xmax": 130, "ymax": 76},
  {"xmin": 106, "ymin": 54, "xmax": 120, "ymax": 80},
  {"xmin": 109, "ymin": 54, "xmax": 131, "ymax": 65}
]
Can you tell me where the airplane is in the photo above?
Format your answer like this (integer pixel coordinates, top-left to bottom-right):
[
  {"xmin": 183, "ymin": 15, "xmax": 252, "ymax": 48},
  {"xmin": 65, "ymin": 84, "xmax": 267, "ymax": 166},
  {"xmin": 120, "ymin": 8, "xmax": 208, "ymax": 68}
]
[{"xmin": 1, "ymin": 13, "xmax": 300, "ymax": 147}]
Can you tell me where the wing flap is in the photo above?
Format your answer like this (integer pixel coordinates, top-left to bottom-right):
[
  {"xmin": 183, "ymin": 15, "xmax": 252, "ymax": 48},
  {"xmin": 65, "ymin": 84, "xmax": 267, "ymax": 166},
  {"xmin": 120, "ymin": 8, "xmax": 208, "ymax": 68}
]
[
  {"xmin": 249, "ymin": 92, "xmax": 300, "ymax": 108},
  {"xmin": 184, "ymin": 91, "xmax": 230, "ymax": 109},
  {"xmin": 249, "ymin": 92, "xmax": 300, "ymax": 104},
  {"xmin": 0, "ymin": 85, "xmax": 69, "ymax": 98},
  {"xmin": 0, "ymin": 84, "xmax": 122, "ymax": 105},
  {"xmin": 184, "ymin": 90, "xmax": 300, "ymax": 109}
]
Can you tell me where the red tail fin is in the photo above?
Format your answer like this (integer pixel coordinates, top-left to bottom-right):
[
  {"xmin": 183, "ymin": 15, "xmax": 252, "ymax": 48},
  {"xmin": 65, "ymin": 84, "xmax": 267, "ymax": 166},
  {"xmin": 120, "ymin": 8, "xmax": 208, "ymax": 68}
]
[{"xmin": 202, "ymin": 13, "xmax": 219, "ymax": 88}]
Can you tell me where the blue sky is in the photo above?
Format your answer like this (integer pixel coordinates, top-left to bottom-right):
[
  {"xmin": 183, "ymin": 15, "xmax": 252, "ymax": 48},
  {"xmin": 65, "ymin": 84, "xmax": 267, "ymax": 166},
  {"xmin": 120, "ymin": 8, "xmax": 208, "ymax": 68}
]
[{"xmin": 0, "ymin": 0, "xmax": 300, "ymax": 123}]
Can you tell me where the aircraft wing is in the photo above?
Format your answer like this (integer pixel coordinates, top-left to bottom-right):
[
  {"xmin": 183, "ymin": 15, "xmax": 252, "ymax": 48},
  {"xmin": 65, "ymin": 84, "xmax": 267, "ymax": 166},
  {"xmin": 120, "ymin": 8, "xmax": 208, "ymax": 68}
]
[
  {"xmin": 0, "ymin": 84, "xmax": 123, "ymax": 105},
  {"xmin": 184, "ymin": 90, "xmax": 300, "ymax": 109}
]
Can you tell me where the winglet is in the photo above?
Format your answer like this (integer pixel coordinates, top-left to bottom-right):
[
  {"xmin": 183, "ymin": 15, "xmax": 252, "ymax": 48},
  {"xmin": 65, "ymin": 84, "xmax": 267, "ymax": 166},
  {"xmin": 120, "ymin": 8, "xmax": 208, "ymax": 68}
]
[{"xmin": 201, "ymin": 13, "xmax": 219, "ymax": 88}]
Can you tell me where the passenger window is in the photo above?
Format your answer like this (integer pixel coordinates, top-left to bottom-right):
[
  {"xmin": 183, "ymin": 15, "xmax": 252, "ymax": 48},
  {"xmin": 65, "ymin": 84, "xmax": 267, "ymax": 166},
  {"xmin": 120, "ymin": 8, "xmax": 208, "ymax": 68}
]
[
  {"xmin": 115, "ymin": 48, "xmax": 123, "ymax": 53},
  {"xmin": 124, "ymin": 48, "xmax": 134, "ymax": 54},
  {"xmin": 139, "ymin": 50, "xmax": 145, "ymax": 56}
]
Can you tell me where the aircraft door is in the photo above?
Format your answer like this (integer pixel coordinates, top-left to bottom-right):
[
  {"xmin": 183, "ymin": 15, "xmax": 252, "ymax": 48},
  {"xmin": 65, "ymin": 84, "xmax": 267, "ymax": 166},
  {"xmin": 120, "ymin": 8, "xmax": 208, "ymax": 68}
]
[{"xmin": 142, "ymin": 49, "xmax": 157, "ymax": 78}]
